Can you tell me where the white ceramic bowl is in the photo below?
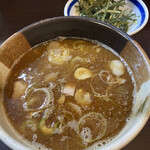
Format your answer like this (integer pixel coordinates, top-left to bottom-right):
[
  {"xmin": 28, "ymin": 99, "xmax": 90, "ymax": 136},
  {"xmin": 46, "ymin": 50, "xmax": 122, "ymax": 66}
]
[
  {"xmin": 0, "ymin": 17, "xmax": 150, "ymax": 150},
  {"xmin": 64, "ymin": 0, "xmax": 149, "ymax": 36}
]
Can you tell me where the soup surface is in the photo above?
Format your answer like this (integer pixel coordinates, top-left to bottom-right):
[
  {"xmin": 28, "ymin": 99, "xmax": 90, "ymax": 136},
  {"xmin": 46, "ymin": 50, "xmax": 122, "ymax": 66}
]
[{"xmin": 4, "ymin": 38, "xmax": 135, "ymax": 150}]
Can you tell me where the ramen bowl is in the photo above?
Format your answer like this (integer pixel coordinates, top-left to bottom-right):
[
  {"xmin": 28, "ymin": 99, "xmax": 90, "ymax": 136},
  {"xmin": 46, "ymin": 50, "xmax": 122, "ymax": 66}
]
[{"xmin": 0, "ymin": 17, "xmax": 150, "ymax": 150}]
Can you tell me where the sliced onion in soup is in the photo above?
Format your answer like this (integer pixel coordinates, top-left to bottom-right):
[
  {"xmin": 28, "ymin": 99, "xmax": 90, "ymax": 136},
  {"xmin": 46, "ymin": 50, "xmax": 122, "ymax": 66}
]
[{"xmin": 77, "ymin": 112, "xmax": 107, "ymax": 143}]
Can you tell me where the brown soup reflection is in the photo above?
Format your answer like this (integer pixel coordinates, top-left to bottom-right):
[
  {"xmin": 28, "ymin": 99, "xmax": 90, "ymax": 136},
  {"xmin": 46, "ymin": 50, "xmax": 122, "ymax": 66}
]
[{"xmin": 4, "ymin": 38, "xmax": 135, "ymax": 150}]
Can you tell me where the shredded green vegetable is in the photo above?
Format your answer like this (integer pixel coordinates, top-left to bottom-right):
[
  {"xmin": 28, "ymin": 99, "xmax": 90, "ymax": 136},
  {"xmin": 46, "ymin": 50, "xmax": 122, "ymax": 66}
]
[{"xmin": 76, "ymin": 0, "xmax": 137, "ymax": 32}]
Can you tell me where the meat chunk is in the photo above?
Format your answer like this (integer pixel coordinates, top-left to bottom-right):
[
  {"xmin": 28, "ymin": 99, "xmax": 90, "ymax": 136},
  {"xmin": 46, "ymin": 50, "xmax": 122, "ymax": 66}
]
[
  {"xmin": 109, "ymin": 60, "xmax": 125, "ymax": 76},
  {"xmin": 75, "ymin": 89, "xmax": 91, "ymax": 105},
  {"xmin": 74, "ymin": 67, "xmax": 93, "ymax": 80},
  {"xmin": 12, "ymin": 80, "xmax": 27, "ymax": 100},
  {"xmin": 63, "ymin": 83, "xmax": 76, "ymax": 96},
  {"xmin": 47, "ymin": 41, "xmax": 71, "ymax": 65}
]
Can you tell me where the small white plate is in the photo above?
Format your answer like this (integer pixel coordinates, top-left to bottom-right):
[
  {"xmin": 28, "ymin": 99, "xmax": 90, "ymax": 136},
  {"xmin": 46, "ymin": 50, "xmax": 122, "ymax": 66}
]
[{"xmin": 64, "ymin": 0, "xmax": 149, "ymax": 36}]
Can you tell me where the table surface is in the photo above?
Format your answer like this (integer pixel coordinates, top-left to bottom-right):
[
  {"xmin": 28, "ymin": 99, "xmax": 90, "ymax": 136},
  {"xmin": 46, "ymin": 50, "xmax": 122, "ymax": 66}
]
[{"xmin": 0, "ymin": 0, "xmax": 149, "ymax": 149}]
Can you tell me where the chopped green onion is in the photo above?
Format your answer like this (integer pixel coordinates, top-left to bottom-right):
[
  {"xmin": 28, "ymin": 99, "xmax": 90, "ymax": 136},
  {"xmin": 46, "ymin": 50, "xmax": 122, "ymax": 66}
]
[{"xmin": 76, "ymin": 0, "xmax": 137, "ymax": 32}]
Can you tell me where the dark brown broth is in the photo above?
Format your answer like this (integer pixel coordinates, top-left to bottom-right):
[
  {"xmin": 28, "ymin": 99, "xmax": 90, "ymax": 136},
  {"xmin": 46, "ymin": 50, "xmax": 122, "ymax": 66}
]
[{"xmin": 3, "ymin": 38, "xmax": 135, "ymax": 150}]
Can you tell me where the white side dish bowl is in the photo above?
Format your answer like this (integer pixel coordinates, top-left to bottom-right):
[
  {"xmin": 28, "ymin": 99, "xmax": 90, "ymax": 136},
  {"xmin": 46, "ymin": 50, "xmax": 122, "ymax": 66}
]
[{"xmin": 64, "ymin": 0, "xmax": 149, "ymax": 36}]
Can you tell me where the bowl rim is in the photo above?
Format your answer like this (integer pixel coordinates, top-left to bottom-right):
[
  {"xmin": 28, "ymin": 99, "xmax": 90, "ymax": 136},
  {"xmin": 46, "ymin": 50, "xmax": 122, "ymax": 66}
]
[
  {"xmin": 19, "ymin": 16, "xmax": 133, "ymax": 41},
  {"xmin": 64, "ymin": 0, "xmax": 149, "ymax": 36}
]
